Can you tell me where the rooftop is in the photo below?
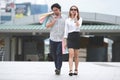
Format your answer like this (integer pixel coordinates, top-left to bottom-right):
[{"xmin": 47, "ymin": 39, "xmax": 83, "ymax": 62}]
[{"xmin": 0, "ymin": 24, "xmax": 120, "ymax": 36}]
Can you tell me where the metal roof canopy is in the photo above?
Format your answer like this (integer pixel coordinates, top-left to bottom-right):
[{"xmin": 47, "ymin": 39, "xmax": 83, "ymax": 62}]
[
  {"xmin": 0, "ymin": 25, "xmax": 120, "ymax": 36},
  {"xmin": 80, "ymin": 25, "xmax": 120, "ymax": 36}
]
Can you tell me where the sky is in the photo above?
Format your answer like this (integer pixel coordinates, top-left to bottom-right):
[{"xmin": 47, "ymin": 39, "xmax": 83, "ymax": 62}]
[{"xmin": 15, "ymin": 0, "xmax": 120, "ymax": 16}]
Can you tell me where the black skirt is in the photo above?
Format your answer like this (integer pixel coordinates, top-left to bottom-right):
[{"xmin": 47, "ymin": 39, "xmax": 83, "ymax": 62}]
[{"xmin": 67, "ymin": 32, "xmax": 80, "ymax": 49}]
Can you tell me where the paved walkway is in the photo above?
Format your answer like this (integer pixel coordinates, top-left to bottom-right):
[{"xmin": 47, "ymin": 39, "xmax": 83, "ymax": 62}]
[{"xmin": 0, "ymin": 62, "xmax": 120, "ymax": 80}]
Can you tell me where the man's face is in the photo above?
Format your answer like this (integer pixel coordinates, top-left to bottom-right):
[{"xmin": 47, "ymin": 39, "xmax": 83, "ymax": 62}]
[{"xmin": 52, "ymin": 7, "xmax": 60, "ymax": 15}]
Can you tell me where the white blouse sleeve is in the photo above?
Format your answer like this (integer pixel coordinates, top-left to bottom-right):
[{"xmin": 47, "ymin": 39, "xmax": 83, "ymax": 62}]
[{"xmin": 79, "ymin": 17, "xmax": 82, "ymax": 27}]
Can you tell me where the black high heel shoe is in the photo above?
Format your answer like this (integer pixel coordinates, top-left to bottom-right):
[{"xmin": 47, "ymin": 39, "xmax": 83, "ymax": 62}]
[
  {"xmin": 73, "ymin": 69, "xmax": 78, "ymax": 75},
  {"xmin": 69, "ymin": 70, "xmax": 73, "ymax": 76}
]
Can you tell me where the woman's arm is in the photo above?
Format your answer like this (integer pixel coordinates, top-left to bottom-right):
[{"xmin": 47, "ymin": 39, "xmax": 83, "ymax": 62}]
[{"xmin": 75, "ymin": 17, "xmax": 82, "ymax": 27}]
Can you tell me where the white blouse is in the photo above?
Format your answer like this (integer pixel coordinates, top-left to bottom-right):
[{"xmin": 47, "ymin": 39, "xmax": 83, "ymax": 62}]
[{"xmin": 64, "ymin": 17, "xmax": 82, "ymax": 38}]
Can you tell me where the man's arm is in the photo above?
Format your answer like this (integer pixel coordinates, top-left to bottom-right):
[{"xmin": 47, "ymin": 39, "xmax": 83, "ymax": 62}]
[{"xmin": 46, "ymin": 19, "xmax": 56, "ymax": 28}]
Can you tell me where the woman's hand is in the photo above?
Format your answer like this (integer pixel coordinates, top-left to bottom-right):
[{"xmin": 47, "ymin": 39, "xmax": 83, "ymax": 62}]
[
  {"xmin": 63, "ymin": 39, "xmax": 67, "ymax": 49},
  {"xmin": 75, "ymin": 12, "xmax": 78, "ymax": 19},
  {"xmin": 74, "ymin": 12, "xmax": 80, "ymax": 27}
]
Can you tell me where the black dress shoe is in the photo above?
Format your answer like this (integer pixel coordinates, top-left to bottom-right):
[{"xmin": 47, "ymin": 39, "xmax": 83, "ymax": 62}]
[{"xmin": 55, "ymin": 69, "xmax": 60, "ymax": 75}]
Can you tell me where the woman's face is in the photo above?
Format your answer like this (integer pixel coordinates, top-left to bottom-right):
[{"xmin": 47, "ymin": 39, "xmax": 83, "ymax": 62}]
[{"xmin": 70, "ymin": 6, "xmax": 77, "ymax": 15}]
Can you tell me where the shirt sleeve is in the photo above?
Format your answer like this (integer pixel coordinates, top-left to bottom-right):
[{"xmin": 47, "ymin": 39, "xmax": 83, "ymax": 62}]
[
  {"xmin": 46, "ymin": 15, "xmax": 53, "ymax": 24},
  {"xmin": 64, "ymin": 19, "xmax": 69, "ymax": 38},
  {"xmin": 79, "ymin": 17, "xmax": 83, "ymax": 27}
]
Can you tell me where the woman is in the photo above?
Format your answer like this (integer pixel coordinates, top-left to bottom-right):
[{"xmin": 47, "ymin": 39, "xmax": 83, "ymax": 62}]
[{"xmin": 64, "ymin": 5, "xmax": 82, "ymax": 76}]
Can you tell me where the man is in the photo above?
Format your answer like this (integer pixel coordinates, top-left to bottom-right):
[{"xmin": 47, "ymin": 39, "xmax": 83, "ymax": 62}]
[{"xmin": 46, "ymin": 3, "xmax": 66, "ymax": 75}]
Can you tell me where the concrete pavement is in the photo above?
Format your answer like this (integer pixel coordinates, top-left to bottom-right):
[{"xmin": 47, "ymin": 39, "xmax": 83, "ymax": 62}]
[{"xmin": 0, "ymin": 62, "xmax": 120, "ymax": 80}]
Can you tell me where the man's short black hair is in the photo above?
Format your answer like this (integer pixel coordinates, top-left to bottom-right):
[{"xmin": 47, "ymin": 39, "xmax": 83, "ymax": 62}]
[{"xmin": 51, "ymin": 3, "xmax": 61, "ymax": 11}]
